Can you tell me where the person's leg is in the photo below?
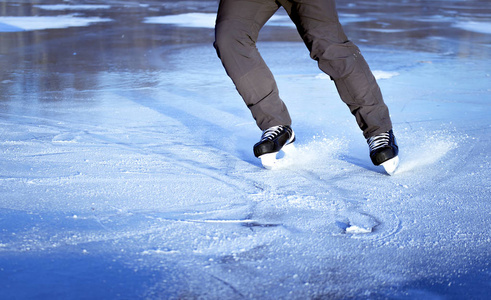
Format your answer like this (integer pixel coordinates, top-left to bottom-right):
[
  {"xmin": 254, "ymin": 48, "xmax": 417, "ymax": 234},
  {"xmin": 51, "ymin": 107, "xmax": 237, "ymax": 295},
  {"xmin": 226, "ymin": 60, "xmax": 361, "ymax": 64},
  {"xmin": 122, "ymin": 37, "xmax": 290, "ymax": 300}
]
[
  {"xmin": 280, "ymin": 0, "xmax": 392, "ymax": 138},
  {"xmin": 214, "ymin": 0, "xmax": 292, "ymax": 130}
]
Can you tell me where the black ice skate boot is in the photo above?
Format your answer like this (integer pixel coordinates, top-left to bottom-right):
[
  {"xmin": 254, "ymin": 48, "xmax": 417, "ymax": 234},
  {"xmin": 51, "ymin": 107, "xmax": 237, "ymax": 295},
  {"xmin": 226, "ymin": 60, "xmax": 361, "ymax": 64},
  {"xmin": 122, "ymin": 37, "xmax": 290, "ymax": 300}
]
[
  {"xmin": 367, "ymin": 129, "xmax": 399, "ymax": 175},
  {"xmin": 253, "ymin": 125, "xmax": 295, "ymax": 169}
]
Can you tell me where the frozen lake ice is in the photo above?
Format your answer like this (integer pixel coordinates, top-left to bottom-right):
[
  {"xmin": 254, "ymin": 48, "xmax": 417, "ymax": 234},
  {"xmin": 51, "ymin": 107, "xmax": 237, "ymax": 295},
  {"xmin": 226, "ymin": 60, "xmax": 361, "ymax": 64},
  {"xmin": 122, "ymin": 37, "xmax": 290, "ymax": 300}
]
[{"xmin": 0, "ymin": 0, "xmax": 490, "ymax": 299}]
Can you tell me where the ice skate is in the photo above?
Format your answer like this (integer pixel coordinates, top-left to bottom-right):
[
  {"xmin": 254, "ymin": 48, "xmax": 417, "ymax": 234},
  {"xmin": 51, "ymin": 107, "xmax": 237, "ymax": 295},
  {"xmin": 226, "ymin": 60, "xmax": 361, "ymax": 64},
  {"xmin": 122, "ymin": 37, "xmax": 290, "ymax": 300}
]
[
  {"xmin": 367, "ymin": 129, "xmax": 399, "ymax": 175},
  {"xmin": 253, "ymin": 125, "xmax": 295, "ymax": 169}
]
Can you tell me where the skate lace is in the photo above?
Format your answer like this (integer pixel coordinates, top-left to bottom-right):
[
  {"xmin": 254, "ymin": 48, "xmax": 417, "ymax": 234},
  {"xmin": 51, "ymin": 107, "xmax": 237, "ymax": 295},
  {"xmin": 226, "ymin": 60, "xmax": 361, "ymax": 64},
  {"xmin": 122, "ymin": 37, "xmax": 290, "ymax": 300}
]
[
  {"xmin": 367, "ymin": 132, "xmax": 390, "ymax": 151},
  {"xmin": 260, "ymin": 125, "xmax": 284, "ymax": 142}
]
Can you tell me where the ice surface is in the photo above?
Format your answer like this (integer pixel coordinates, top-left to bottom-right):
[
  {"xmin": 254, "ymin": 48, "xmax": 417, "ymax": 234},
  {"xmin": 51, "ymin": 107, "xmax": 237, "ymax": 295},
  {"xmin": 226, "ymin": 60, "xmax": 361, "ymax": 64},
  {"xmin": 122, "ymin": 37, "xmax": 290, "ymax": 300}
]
[{"xmin": 0, "ymin": 0, "xmax": 490, "ymax": 299}]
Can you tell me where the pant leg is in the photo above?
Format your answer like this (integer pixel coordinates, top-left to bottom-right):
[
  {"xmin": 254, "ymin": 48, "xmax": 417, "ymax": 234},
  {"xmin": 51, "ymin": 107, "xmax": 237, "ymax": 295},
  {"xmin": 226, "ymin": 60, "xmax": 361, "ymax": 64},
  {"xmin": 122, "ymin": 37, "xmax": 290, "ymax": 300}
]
[
  {"xmin": 280, "ymin": 0, "xmax": 392, "ymax": 138},
  {"xmin": 214, "ymin": 0, "xmax": 292, "ymax": 130}
]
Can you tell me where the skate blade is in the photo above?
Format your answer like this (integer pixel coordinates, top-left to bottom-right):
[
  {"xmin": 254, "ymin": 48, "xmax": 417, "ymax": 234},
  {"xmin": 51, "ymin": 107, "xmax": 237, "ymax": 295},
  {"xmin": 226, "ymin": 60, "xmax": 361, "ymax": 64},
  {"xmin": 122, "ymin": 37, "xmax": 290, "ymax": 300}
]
[
  {"xmin": 259, "ymin": 142, "xmax": 296, "ymax": 169},
  {"xmin": 282, "ymin": 142, "xmax": 296, "ymax": 154},
  {"xmin": 382, "ymin": 156, "xmax": 400, "ymax": 175},
  {"xmin": 259, "ymin": 152, "xmax": 278, "ymax": 170}
]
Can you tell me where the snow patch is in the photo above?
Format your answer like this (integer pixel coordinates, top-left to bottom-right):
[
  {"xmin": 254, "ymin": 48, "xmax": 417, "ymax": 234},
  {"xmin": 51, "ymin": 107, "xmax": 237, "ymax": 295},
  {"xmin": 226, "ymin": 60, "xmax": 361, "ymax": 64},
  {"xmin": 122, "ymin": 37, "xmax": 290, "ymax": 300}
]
[
  {"xmin": 372, "ymin": 70, "xmax": 400, "ymax": 80},
  {"xmin": 336, "ymin": 211, "xmax": 379, "ymax": 234},
  {"xmin": 34, "ymin": 5, "xmax": 111, "ymax": 10},
  {"xmin": 144, "ymin": 13, "xmax": 216, "ymax": 28},
  {"xmin": 143, "ymin": 13, "xmax": 296, "ymax": 28},
  {"xmin": 345, "ymin": 225, "xmax": 372, "ymax": 234},
  {"xmin": 362, "ymin": 28, "xmax": 412, "ymax": 33},
  {"xmin": 453, "ymin": 21, "xmax": 491, "ymax": 34},
  {"xmin": 338, "ymin": 14, "xmax": 376, "ymax": 24},
  {"xmin": 316, "ymin": 70, "xmax": 399, "ymax": 80},
  {"xmin": 0, "ymin": 15, "xmax": 112, "ymax": 32},
  {"xmin": 315, "ymin": 73, "xmax": 330, "ymax": 80},
  {"xmin": 142, "ymin": 249, "xmax": 180, "ymax": 255},
  {"xmin": 142, "ymin": 12, "xmax": 377, "ymax": 29}
]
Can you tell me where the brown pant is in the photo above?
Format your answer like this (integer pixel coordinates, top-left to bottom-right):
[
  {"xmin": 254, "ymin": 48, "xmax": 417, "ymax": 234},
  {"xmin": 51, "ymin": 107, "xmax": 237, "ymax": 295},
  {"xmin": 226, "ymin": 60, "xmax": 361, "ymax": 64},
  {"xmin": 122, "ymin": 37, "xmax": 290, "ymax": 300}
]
[{"xmin": 214, "ymin": 0, "xmax": 392, "ymax": 138}]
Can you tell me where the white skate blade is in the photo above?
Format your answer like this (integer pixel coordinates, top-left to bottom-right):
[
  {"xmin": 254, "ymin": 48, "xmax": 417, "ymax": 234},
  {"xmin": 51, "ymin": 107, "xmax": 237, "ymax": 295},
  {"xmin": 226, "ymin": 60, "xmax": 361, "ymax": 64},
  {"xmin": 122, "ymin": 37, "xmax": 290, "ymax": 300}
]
[
  {"xmin": 259, "ymin": 152, "xmax": 278, "ymax": 170},
  {"xmin": 381, "ymin": 156, "xmax": 400, "ymax": 175},
  {"xmin": 259, "ymin": 142, "xmax": 296, "ymax": 169},
  {"xmin": 281, "ymin": 142, "xmax": 296, "ymax": 154}
]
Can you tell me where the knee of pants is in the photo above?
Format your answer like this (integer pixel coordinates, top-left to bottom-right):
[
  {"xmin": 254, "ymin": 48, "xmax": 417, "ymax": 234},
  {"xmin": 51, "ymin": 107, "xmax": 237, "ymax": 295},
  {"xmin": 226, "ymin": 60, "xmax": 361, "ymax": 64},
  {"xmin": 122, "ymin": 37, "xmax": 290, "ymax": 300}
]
[
  {"xmin": 214, "ymin": 21, "xmax": 256, "ymax": 59},
  {"xmin": 318, "ymin": 52, "xmax": 357, "ymax": 80}
]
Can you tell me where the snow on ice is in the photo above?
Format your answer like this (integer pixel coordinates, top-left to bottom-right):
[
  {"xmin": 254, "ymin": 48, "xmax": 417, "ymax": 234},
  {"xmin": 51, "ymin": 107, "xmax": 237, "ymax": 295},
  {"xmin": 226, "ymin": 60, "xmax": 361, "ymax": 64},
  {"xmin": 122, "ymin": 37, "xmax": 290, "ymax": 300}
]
[
  {"xmin": 453, "ymin": 21, "xmax": 491, "ymax": 35},
  {"xmin": 144, "ymin": 13, "xmax": 217, "ymax": 28},
  {"xmin": 0, "ymin": 15, "xmax": 112, "ymax": 32},
  {"xmin": 0, "ymin": 0, "xmax": 490, "ymax": 299},
  {"xmin": 34, "ymin": 5, "xmax": 112, "ymax": 11}
]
